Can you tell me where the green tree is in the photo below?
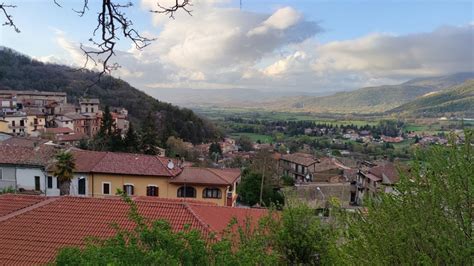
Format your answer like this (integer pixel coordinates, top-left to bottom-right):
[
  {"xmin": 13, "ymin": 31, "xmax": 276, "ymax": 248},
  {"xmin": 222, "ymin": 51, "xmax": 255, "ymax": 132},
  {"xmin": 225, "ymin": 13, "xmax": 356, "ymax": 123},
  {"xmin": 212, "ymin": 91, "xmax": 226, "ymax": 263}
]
[
  {"xmin": 237, "ymin": 136, "xmax": 254, "ymax": 152},
  {"xmin": 208, "ymin": 142, "xmax": 222, "ymax": 158},
  {"xmin": 124, "ymin": 122, "xmax": 140, "ymax": 153},
  {"xmin": 334, "ymin": 131, "xmax": 473, "ymax": 265},
  {"xmin": 237, "ymin": 170, "xmax": 284, "ymax": 207},
  {"xmin": 53, "ymin": 151, "xmax": 76, "ymax": 196},
  {"xmin": 141, "ymin": 112, "xmax": 160, "ymax": 155}
]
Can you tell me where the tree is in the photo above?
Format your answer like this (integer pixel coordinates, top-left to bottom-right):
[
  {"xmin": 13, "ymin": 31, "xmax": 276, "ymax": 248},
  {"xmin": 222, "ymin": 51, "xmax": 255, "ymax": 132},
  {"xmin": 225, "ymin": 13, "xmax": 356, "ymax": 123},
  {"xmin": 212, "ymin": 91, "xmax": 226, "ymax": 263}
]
[
  {"xmin": 208, "ymin": 142, "xmax": 222, "ymax": 162},
  {"xmin": 1, "ymin": 1, "xmax": 191, "ymax": 76},
  {"xmin": 124, "ymin": 122, "xmax": 140, "ymax": 153},
  {"xmin": 141, "ymin": 112, "xmax": 160, "ymax": 155},
  {"xmin": 334, "ymin": 130, "xmax": 473, "ymax": 265},
  {"xmin": 53, "ymin": 151, "xmax": 76, "ymax": 196},
  {"xmin": 237, "ymin": 170, "xmax": 284, "ymax": 207},
  {"xmin": 237, "ymin": 136, "xmax": 253, "ymax": 152}
]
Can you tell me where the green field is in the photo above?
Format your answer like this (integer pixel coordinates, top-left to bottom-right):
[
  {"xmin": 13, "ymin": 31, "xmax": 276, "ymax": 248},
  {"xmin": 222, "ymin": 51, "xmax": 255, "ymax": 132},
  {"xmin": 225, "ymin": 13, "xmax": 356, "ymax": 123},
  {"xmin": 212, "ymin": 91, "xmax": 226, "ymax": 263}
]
[
  {"xmin": 195, "ymin": 107, "xmax": 378, "ymax": 126},
  {"xmin": 229, "ymin": 133, "xmax": 274, "ymax": 143}
]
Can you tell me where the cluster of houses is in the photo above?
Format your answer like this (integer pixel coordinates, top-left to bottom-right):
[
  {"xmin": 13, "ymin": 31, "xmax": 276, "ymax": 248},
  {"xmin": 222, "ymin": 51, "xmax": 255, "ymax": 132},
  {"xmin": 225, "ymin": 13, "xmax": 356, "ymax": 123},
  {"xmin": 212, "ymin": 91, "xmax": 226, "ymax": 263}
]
[
  {"xmin": 277, "ymin": 152, "xmax": 400, "ymax": 208},
  {"xmin": 0, "ymin": 90, "xmax": 129, "ymax": 145},
  {"xmin": 0, "ymin": 137, "xmax": 240, "ymax": 207}
]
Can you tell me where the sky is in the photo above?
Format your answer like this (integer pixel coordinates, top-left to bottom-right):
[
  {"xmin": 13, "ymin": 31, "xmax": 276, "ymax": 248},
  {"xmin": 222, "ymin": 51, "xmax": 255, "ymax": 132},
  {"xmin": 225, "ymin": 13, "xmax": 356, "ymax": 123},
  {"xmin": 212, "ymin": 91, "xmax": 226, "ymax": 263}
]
[{"xmin": 1, "ymin": 0, "xmax": 473, "ymax": 94}]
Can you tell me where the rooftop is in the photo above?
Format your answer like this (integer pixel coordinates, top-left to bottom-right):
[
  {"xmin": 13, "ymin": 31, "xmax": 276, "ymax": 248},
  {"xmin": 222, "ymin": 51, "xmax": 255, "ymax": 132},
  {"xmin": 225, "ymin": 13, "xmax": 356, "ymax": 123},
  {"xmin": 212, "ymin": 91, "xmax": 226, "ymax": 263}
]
[
  {"xmin": 0, "ymin": 144, "xmax": 57, "ymax": 167},
  {"xmin": 170, "ymin": 167, "xmax": 241, "ymax": 185},
  {"xmin": 281, "ymin": 152, "xmax": 318, "ymax": 166},
  {"xmin": 0, "ymin": 194, "xmax": 267, "ymax": 265}
]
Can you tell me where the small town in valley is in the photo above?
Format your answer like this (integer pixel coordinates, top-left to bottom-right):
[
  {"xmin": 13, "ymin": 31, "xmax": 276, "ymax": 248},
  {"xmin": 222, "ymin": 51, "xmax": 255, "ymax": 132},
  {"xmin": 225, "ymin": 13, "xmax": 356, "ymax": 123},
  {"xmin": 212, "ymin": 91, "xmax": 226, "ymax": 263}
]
[{"xmin": 0, "ymin": 0, "xmax": 472, "ymax": 265}]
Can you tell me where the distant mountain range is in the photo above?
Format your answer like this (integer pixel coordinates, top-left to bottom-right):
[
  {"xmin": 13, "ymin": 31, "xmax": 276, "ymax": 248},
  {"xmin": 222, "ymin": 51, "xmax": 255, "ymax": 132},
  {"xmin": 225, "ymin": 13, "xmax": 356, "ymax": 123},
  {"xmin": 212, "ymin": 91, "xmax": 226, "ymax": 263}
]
[
  {"xmin": 259, "ymin": 72, "xmax": 474, "ymax": 114},
  {"xmin": 389, "ymin": 79, "xmax": 474, "ymax": 117}
]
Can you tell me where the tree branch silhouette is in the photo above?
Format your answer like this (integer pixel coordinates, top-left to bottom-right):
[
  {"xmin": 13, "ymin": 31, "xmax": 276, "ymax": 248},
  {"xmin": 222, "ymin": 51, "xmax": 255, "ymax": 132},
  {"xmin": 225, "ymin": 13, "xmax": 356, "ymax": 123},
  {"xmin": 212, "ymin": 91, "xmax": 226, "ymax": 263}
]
[{"xmin": 0, "ymin": 2, "xmax": 19, "ymax": 33}]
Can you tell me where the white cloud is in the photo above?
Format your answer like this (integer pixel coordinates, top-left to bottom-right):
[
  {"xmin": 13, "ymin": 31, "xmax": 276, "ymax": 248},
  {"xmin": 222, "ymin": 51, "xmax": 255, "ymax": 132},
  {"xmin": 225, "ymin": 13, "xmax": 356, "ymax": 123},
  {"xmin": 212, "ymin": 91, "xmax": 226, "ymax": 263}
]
[{"xmin": 52, "ymin": 2, "xmax": 473, "ymax": 94}]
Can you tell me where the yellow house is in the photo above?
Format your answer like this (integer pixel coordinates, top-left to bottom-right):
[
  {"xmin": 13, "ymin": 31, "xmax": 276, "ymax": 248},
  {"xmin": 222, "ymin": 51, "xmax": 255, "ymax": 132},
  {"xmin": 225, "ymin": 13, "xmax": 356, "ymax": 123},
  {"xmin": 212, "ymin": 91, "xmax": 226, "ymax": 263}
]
[{"xmin": 64, "ymin": 150, "xmax": 241, "ymax": 206}]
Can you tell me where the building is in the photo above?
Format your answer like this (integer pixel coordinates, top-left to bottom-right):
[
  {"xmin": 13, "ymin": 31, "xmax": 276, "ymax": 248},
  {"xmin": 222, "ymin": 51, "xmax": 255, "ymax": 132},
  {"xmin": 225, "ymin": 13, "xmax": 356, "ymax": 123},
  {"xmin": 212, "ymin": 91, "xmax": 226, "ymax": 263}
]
[
  {"xmin": 355, "ymin": 162, "xmax": 400, "ymax": 204},
  {"xmin": 0, "ymin": 144, "xmax": 59, "ymax": 196},
  {"xmin": 56, "ymin": 150, "xmax": 241, "ymax": 206},
  {"xmin": 0, "ymin": 90, "xmax": 67, "ymax": 107},
  {"xmin": 279, "ymin": 153, "xmax": 319, "ymax": 182},
  {"xmin": 0, "ymin": 194, "xmax": 267, "ymax": 265},
  {"xmin": 279, "ymin": 153, "xmax": 348, "ymax": 183},
  {"xmin": 79, "ymin": 98, "xmax": 100, "ymax": 114},
  {"xmin": 0, "ymin": 111, "xmax": 28, "ymax": 136}
]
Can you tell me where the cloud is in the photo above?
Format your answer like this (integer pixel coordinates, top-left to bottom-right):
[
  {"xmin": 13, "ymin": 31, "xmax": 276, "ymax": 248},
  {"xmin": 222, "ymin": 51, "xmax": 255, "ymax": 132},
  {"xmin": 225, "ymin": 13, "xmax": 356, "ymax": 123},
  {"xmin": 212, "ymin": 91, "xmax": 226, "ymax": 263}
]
[
  {"xmin": 51, "ymin": 2, "xmax": 473, "ymax": 94},
  {"xmin": 312, "ymin": 25, "xmax": 474, "ymax": 79}
]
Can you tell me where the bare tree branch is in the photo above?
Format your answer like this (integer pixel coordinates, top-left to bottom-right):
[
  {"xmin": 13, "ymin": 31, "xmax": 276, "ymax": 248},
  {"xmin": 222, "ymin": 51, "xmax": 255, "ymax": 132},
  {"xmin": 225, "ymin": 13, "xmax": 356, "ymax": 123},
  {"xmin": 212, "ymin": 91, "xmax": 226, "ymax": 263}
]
[
  {"xmin": 72, "ymin": 0, "xmax": 88, "ymax": 17},
  {"xmin": 0, "ymin": 2, "xmax": 19, "ymax": 33},
  {"xmin": 151, "ymin": 0, "xmax": 192, "ymax": 19}
]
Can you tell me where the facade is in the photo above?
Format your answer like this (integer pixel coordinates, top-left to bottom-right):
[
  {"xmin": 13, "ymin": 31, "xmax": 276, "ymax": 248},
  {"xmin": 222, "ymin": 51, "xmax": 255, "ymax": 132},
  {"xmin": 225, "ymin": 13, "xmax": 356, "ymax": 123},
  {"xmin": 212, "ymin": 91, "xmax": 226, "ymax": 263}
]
[
  {"xmin": 0, "ymin": 112, "xmax": 28, "ymax": 136},
  {"xmin": 79, "ymin": 98, "xmax": 100, "ymax": 114},
  {"xmin": 279, "ymin": 153, "xmax": 318, "ymax": 182},
  {"xmin": 59, "ymin": 150, "xmax": 241, "ymax": 206},
  {"xmin": 0, "ymin": 90, "xmax": 67, "ymax": 107}
]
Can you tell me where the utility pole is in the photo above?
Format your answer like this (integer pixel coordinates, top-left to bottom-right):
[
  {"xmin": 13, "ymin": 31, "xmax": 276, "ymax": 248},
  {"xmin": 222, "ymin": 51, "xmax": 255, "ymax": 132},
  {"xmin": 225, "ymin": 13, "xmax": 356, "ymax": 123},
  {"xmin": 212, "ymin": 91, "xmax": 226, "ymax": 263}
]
[{"xmin": 259, "ymin": 155, "xmax": 266, "ymax": 206}]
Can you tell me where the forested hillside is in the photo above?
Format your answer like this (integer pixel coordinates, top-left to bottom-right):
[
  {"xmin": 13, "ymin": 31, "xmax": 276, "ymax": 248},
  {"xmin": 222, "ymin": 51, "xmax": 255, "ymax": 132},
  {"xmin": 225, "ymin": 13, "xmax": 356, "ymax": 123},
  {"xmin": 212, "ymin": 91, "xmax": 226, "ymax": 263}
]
[
  {"xmin": 390, "ymin": 80, "xmax": 474, "ymax": 117},
  {"xmin": 0, "ymin": 48, "xmax": 220, "ymax": 144},
  {"xmin": 260, "ymin": 72, "xmax": 474, "ymax": 114}
]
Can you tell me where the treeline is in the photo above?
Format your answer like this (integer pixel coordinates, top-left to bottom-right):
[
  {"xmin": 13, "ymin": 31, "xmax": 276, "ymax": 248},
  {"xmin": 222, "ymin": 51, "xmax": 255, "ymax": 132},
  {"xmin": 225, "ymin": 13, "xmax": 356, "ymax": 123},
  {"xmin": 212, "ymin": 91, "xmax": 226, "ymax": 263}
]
[
  {"xmin": 0, "ymin": 48, "xmax": 220, "ymax": 144},
  {"xmin": 224, "ymin": 117, "xmax": 404, "ymax": 138}
]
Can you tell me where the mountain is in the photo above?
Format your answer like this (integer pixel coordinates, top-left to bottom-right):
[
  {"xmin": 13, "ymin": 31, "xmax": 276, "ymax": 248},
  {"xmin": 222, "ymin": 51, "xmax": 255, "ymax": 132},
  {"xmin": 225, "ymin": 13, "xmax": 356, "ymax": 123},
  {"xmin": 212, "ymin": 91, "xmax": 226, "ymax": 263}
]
[
  {"xmin": 389, "ymin": 80, "xmax": 474, "ymax": 117},
  {"xmin": 146, "ymin": 88, "xmax": 327, "ymax": 108},
  {"xmin": 0, "ymin": 47, "xmax": 220, "ymax": 144},
  {"xmin": 260, "ymin": 72, "xmax": 474, "ymax": 114}
]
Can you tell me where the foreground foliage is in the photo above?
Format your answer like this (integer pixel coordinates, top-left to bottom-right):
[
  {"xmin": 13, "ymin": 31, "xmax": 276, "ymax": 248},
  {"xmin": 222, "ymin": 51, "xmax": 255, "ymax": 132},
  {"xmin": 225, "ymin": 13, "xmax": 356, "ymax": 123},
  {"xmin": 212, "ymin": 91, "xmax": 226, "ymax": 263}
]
[{"xmin": 333, "ymin": 130, "xmax": 473, "ymax": 265}]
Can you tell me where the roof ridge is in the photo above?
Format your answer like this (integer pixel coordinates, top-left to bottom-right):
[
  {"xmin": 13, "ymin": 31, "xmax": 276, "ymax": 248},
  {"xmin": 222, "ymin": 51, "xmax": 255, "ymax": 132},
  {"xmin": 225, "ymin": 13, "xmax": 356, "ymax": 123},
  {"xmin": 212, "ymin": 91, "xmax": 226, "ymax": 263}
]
[
  {"xmin": 0, "ymin": 197, "xmax": 60, "ymax": 223},
  {"xmin": 183, "ymin": 203, "xmax": 213, "ymax": 233},
  {"xmin": 206, "ymin": 168, "xmax": 231, "ymax": 184},
  {"xmin": 155, "ymin": 156, "xmax": 175, "ymax": 177}
]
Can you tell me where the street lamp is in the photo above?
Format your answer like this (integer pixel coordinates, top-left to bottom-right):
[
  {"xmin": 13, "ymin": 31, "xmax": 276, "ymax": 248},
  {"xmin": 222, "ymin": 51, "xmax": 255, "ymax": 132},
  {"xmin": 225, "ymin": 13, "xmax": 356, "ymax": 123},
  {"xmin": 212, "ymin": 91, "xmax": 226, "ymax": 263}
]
[{"xmin": 316, "ymin": 186, "xmax": 326, "ymax": 216}]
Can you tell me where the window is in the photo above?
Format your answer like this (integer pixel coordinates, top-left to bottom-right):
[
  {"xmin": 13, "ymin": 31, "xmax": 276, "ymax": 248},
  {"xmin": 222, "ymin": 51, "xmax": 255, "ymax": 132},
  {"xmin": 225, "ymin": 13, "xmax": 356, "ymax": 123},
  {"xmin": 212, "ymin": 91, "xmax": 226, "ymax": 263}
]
[
  {"xmin": 177, "ymin": 186, "xmax": 196, "ymax": 198},
  {"xmin": 146, "ymin": 185, "xmax": 159, "ymax": 197},
  {"xmin": 91, "ymin": 107, "xmax": 94, "ymax": 113},
  {"xmin": 85, "ymin": 107, "xmax": 89, "ymax": 113},
  {"xmin": 12, "ymin": 120, "xmax": 15, "ymax": 127},
  {"xmin": 123, "ymin": 184, "xmax": 134, "ymax": 196},
  {"xmin": 47, "ymin": 176, "xmax": 53, "ymax": 189},
  {"xmin": 57, "ymin": 178, "xmax": 60, "ymax": 189},
  {"xmin": 34, "ymin": 176, "xmax": 41, "ymax": 191},
  {"xmin": 0, "ymin": 168, "xmax": 2, "ymax": 180},
  {"xmin": 203, "ymin": 188, "xmax": 222, "ymax": 199},
  {"xmin": 78, "ymin": 178, "xmax": 86, "ymax": 195},
  {"xmin": 102, "ymin": 182, "xmax": 111, "ymax": 195}
]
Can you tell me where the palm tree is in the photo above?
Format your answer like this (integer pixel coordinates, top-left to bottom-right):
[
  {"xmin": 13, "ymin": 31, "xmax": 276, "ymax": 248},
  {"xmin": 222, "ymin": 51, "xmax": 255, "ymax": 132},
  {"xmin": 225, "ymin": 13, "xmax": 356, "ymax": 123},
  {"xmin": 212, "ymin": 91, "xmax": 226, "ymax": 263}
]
[{"xmin": 53, "ymin": 151, "xmax": 76, "ymax": 196}]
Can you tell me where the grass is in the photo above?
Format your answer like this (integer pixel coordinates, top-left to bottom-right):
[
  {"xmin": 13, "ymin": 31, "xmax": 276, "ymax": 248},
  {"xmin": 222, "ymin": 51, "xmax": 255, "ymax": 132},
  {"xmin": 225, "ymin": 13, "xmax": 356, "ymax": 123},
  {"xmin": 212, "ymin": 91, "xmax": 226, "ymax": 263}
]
[{"xmin": 229, "ymin": 133, "xmax": 274, "ymax": 143}]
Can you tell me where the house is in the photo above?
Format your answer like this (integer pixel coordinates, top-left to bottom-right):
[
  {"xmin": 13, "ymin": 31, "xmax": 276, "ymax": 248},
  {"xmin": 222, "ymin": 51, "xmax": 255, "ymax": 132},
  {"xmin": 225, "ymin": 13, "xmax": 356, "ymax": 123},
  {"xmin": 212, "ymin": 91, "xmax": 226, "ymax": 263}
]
[
  {"xmin": 0, "ymin": 144, "xmax": 59, "ymax": 196},
  {"xmin": 25, "ymin": 109, "xmax": 46, "ymax": 137},
  {"xmin": 169, "ymin": 167, "xmax": 241, "ymax": 206},
  {"xmin": 279, "ymin": 153, "xmax": 319, "ymax": 183},
  {"xmin": 0, "ymin": 90, "xmax": 67, "ymax": 107},
  {"xmin": 79, "ymin": 98, "xmax": 100, "ymax": 114},
  {"xmin": 279, "ymin": 153, "xmax": 349, "ymax": 183},
  {"xmin": 0, "ymin": 111, "xmax": 28, "ymax": 136},
  {"xmin": 0, "ymin": 194, "xmax": 267, "ymax": 265},
  {"xmin": 355, "ymin": 162, "xmax": 400, "ymax": 204},
  {"xmin": 56, "ymin": 150, "xmax": 241, "ymax": 206}
]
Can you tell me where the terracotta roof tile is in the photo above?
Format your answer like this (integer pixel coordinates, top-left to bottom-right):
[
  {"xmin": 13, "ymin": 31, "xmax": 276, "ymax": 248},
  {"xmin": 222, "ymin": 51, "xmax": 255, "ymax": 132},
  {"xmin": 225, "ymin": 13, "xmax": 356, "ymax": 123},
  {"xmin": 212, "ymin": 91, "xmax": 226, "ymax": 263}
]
[
  {"xmin": 0, "ymin": 194, "xmax": 47, "ymax": 216},
  {"xmin": 0, "ymin": 196, "xmax": 268, "ymax": 265},
  {"xmin": 170, "ymin": 167, "xmax": 240, "ymax": 185},
  {"xmin": 0, "ymin": 144, "xmax": 57, "ymax": 166},
  {"xmin": 281, "ymin": 153, "xmax": 318, "ymax": 166}
]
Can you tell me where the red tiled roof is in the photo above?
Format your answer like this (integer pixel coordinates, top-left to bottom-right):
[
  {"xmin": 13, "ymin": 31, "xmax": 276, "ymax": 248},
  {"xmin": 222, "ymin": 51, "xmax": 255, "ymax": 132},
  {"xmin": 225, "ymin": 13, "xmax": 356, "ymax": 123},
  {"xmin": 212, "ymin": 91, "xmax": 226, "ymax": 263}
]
[
  {"xmin": 0, "ymin": 144, "xmax": 57, "ymax": 167},
  {"xmin": 70, "ymin": 150, "xmax": 180, "ymax": 177},
  {"xmin": 57, "ymin": 133, "xmax": 86, "ymax": 142},
  {"xmin": 0, "ymin": 137, "xmax": 48, "ymax": 148},
  {"xmin": 0, "ymin": 196, "xmax": 268, "ymax": 265},
  {"xmin": 170, "ymin": 167, "xmax": 241, "ymax": 185},
  {"xmin": 281, "ymin": 152, "xmax": 318, "ymax": 166},
  {"xmin": 369, "ymin": 163, "xmax": 399, "ymax": 184},
  {"xmin": 0, "ymin": 194, "xmax": 47, "ymax": 217}
]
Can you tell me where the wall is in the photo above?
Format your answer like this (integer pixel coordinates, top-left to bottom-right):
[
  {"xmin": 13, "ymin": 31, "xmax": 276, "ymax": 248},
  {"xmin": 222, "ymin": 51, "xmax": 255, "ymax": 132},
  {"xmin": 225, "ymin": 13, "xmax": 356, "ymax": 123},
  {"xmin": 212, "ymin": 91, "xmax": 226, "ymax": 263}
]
[
  {"xmin": 0, "ymin": 166, "xmax": 16, "ymax": 189},
  {"xmin": 89, "ymin": 173, "xmax": 229, "ymax": 206}
]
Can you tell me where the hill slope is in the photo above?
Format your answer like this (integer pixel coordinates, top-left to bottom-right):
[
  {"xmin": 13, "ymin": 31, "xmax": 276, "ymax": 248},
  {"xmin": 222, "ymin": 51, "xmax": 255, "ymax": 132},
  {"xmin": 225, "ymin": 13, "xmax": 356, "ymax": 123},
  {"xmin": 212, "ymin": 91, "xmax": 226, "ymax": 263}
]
[
  {"xmin": 0, "ymin": 48, "xmax": 219, "ymax": 144},
  {"xmin": 389, "ymin": 80, "xmax": 474, "ymax": 117},
  {"xmin": 261, "ymin": 72, "xmax": 474, "ymax": 114}
]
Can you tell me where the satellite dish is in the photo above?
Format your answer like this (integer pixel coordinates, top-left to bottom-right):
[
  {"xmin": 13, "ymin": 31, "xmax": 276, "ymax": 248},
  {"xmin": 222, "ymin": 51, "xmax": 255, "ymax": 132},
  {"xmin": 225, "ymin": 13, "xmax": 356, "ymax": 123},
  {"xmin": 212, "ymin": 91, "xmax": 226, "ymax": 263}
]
[{"xmin": 167, "ymin": 160, "xmax": 175, "ymax": 170}]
